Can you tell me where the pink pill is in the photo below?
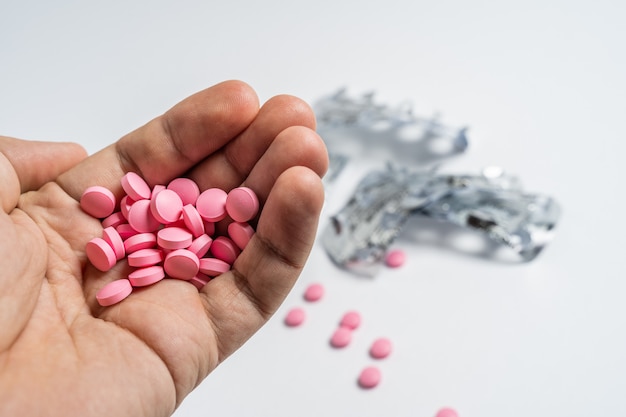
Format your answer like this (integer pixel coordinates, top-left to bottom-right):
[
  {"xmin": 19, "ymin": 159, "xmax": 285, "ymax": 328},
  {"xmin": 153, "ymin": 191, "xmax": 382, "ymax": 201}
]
[
  {"xmin": 86, "ymin": 237, "xmax": 117, "ymax": 272},
  {"xmin": 96, "ymin": 279, "xmax": 133, "ymax": 307},
  {"xmin": 340, "ymin": 310, "xmax": 362, "ymax": 330},
  {"xmin": 284, "ymin": 307, "xmax": 305, "ymax": 327},
  {"xmin": 121, "ymin": 172, "xmax": 151, "ymax": 201},
  {"xmin": 102, "ymin": 212, "xmax": 126, "ymax": 229},
  {"xmin": 127, "ymin": 248, "xmax": 163, "ymax": 268},
  {"xmin": 150, "ymin": 189, "xmax": 183, "ymax": 224},
  {"xmin": 330, "ymin": 326, "xmax": 353, "ymax": 348},
  {"xmin": 203, "ymin": 220, "xmax": 215, "ymax": 237},
  {"xmin": 225, "ymin": 186, "xmax": 259, "ymax": 223},
  {"xmin": 167, "ymin": 177, "xmax": 200, "ymax": 206},
  {"xmin": 116, "ymin": 223, "xmax": 138, "ymax": 240},
  {"xmin": 102, "ymin": 226, "xmax": 125, "ymax": 260},
  {"xmin": 370, "ymin": 337, "xmax": 393, "ymax": 359},
  {"xmin": 151, "ymin": 184, "xmax": 166, "ymax": 198},
  {"xmin": 164, "ymin": 249, "xmax": 199, "ymax": 280},
  {"xmin": 124, "ymin": 232, "xmax": 157, "ymax": 253},
  {"xmin": 80, "ymin": 186, "xmax": 116, "ymax": 219},
  {"xmin": 128, "ymin": 199, "xmax": 161, "ymax": 233},
  {"xmin": 358, "ymin": 366, "xmax": 381, "ymax": 389},
  {"xmin": 187, "ymin": 234, "xmax": 213, "ymax": 258},
  {"xmin": 182, "ymin": 204, "xmax": 205, "ymax": 237},
  {"xmin": 228, "ymin": 222, "xmax": 255, "ymax": 250},
  {"xmin": 189, "ymin": 273, "xmax": 211, "ymax": 290},
  {"xmin": 198, "ymin": 257, "xmax": 231, "ymax": 276},
  {"xmin": 303, "ymin": 283, "xmax": 324, "ymax": 302},
  {"xmin": 210, "ymin": 236, "xmax": 240, "ymax": 265},
  {"xmin": 120, "ymin": 195, "xmax": 134, "ymax": 220},
  {"xmin": 385, "ymin": 249, "xmax": 406, "ymax": 268},
  {"xmin": 435, "ymin": 408, "xmax": 459, "ymax": 417},
  {"xmin": 157, "ymin": 227, "xmax": 193, "ymax": 250},
  {"xmin": 196, "ymin": 188, "xmax": 228, "ymax": 222},
  {"xmin": 128, "ymin": 265, "xmax": 165, "ymax": 287}
]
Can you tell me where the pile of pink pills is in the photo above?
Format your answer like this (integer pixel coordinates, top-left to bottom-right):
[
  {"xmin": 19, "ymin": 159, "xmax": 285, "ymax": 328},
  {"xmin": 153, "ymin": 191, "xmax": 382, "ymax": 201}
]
[{"xmin": 81, "ymin": 172, "xmax": 259, "ymax": 307}]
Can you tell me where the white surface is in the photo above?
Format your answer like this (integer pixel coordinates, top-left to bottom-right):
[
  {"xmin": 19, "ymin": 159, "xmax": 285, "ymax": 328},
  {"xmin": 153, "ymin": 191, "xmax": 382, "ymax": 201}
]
[{"xmin": 2, "ymin": 1, "xmax": 625, "ymax": 416}]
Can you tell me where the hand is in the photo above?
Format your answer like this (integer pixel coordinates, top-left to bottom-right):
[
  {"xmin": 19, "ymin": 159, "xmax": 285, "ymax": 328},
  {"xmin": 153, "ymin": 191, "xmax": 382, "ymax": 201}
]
[{"xmin": 0, "ymin": 80, "xmax": 328, "ymax": 416}]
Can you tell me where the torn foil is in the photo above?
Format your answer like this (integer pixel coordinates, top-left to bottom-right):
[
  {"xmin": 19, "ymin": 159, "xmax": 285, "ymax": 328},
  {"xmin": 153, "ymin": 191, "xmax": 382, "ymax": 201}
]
[{"xmin": 322, "ymin": 164, "xmax": 561, "ymax": 276}]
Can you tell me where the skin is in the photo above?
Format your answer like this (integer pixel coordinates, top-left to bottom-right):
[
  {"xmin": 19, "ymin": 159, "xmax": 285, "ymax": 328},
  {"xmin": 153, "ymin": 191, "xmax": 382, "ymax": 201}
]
[{"xmin": 0, "ymin": 80, "xmax": 328, "ymax": 416}]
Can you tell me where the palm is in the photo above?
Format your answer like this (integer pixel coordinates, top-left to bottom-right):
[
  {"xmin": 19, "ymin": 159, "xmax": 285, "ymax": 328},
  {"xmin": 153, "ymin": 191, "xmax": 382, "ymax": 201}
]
[{"xmin": 0, "ymin": 81, "xmax": 327, "ymax": 417}]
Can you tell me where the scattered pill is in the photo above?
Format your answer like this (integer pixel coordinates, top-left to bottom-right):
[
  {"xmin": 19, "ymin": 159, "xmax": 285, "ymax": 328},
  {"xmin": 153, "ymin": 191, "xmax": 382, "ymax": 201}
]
[
  {"xmin": 303, "ymin": 283, "xmax": 324, "ymax": 302},
  {"xmin": 187, "ymin": 234, "xmax": 213, "ymax": 258},
  {"xmin": 189, "ymin": 273, "xmax": 210, "ymax": 290},
  {"xmin": 182, "ymin": 204, "xmax": 205, "ymax": 237},
  {"xmin": 210, "ymin": 236, "xmax": 240, "ymax": 265},
  {"xmin": 128, "ymin": 265, "xmax": 166, "ymax": 287},
  {"xmin": 435, "ymin": 408, "xmax": 459, "ymax": 417},
  {"xmin": 150, "ymin": 189, "xmax": 183, "ymax": 224},
  {"xmin": 198, "ymin": 257, "xmax": 230, "ymax": 276},
  {"xmin": 96, "ymin": 279, "xmax": 133, "ymax": 306},
  {"xmin": 164, "ymin": 249, "xmax": 199, "ymax": 280},
  {"xmin": 284, "ymin": 307, "xmax": 306, "ymax": 327},
  {"xmin": 128, "ymin": 199, "xmax": 161, "ymax": 233},
  {"xmin": 358, "ymin": 366, "xmax": 381, "ymax": 389},
  {"xmin": 369, "ymin": 337, "xmax": 392, "ymax": 359},
  {"xmin": 340, "ymin": 310, "xmax": 362, "ymax": 330},
  {"xmin": 80, "ymin": 186, "xmax": 116, "ymax": 219},
  {"xmin": 121, "ymin": 172, "xmax": 151, "ymax": 201},
  {"xmin": 120, "ymin": 195, "xmax": 134, "ymax": 220},
  {"xmin": 196, "ymin": 188, "xmax": 228, "ymax": 222},
  {"xmin": 124, "ymin": 232, "xmax": 157, "ymax": 254},
  {"xmin": 102, "ymin": 212, "xmax": 126, "ymax": 229},
  {"xmin": 330, "ymin": 326, "xmax": 353, "ymax": 348},
  {"xmin": 385, "ymin": 249, "xmax": 406, "ymax": 268},
  {"xmin": 86, "ymin": 237, "xmax": 117, "ymax": 272},
  {"xmin": 225, "ymin": 186, "xmax": 259, "ymax": 222},
  {"xmin": 168, "ymin": 177, "xmax": 200, "ymax": 206},
  {"xmin": 151, "ymin": 184, "xmax": 166, "ymax": 198},
  {"xmin": 116, "ymin": 223, "xmax": 138, "ymax": 240},
  {"xmin": 228, "ymin": 222, "xmax": 254, "ymax": 250}
]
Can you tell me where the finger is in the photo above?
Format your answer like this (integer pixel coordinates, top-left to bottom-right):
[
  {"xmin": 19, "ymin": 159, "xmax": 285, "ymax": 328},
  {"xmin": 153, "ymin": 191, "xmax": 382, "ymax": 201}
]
[
  {"xmin": 56, "ymin": 80, "xmax": 261, "ymax": 201},
  {"xmin": 0, "ymin": 137, "xmax": 86, "ymax": 212},
  {"xmin": 186, "ymin": 94, "xmax": 317, "ymax": 192},
  {"xmin": 201, "ymin": 166, "xmax": 325, "ymax": 359}
]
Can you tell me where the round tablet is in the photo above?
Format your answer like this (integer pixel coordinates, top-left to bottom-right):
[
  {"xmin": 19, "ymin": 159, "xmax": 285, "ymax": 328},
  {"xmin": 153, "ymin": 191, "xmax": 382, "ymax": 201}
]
[
  {"xmin": 168, "ymin": 177, "xmax": 200, "ymax": 206},
  {"xmin": 340, "ymin": 310, "xmax": 362, "ymax": 330},
  {"xmin": 189, "ymin": 273, "xmax": 210, "ymax": 290},
  {"xmin": 284, "ymin": 307, "xmax": 305, "ymax": 327},
  {"xmin": 116, "ymin": 223, "xmax": 138, "ymax": 240},
  {"xmin": 435, "ymin": 408, "xmax": 459, "ymax": 417},
  {"xmin": 164, "ymin": 249, "xmax": 199, "ymax": 280},
  {"xmin": 128, "ymin": 199, "xmax": 161, "ymax": 233},
  {"xmin": 124, "ymin": 232, "xmax": 157, "ymax": 253},
  {"xmin": 102, "ymin": 212, "xmax": 126, "ymax": 229},
  {"xmin": 80, "ymin": 186, "xmax": 116, "ymax": 219},
  {"xmin": 303, "ymin": 283, "xmax": 324, "ymax": 302},
  {"xmin": 121, "ymin": 172, "xmax": 151, "ymax": 201},
  {"xmin": 151, "ymin": 184, "xmax": 166, "ymax": 198},
  {"xmin": 228, "ymin": 222, "xmax": 254, "ymax": 250},
  {"xmin": 210, "ymin": 236, "xmax": 240, "ymax": 265},
  {"xmin": 127, "ymin": 248, "xmax": 163, "ymax": 268},
  {"xmin": 385, "ymin": 249, "xmax": 406, "ymax": 268},
  {"xmin": 96, "ymin": 279, "xmax": 132, "ymax": 307},
  {"xmin": 358, "ymin": 366, "xmax": 381, "ymax": 389},
  {"xmin": 119, "ymin": 195, "xmax": 134, "ymax": 220},
  {"xmin": 198, "ymin": 257, "xmax": 231, "ymax": 276},
  {"xmin": 225, "ymin": 187, "xmax": 259, "ymax": 222},
  {"xmin": 85, "ymin": 237, "xmax": 117, "ymax": 272},
  {"xmin": 182, "ymin": 204, "xmax": 205, "ymax": 237},
  {"xmin": 187, "ymin": 234, "xmax": 213, "ymax": 258},
  {"xmin": 102, "ymin": 226, "xmax": 125, "ymax": 260},
  {"xmin": 157, "ymin": 227, "xmax": 193, "ymax": 250},
  {"xmin": 128, "ymin": 265, "xmax": 165, "ymax": 287},
  {"xmin": 369, "ymin": 337, "xmax": 393, "ymax": 359},
  {"xmin": 196, "ymin": 188, "xmax": 228, "ymax": 222},
  {"xmin": 150, "ymin": 189, "xmax": 183, "ymax": 224},
  {"xmin": 330, "ymin": 326, "xmax": 352, "ymax": 348}
]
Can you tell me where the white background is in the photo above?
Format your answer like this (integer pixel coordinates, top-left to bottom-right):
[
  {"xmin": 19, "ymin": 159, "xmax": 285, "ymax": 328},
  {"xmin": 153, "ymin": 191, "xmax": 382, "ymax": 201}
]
[{"xmin": 1, "ymin": 1, "xmax": 625, "ymax": 416}]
